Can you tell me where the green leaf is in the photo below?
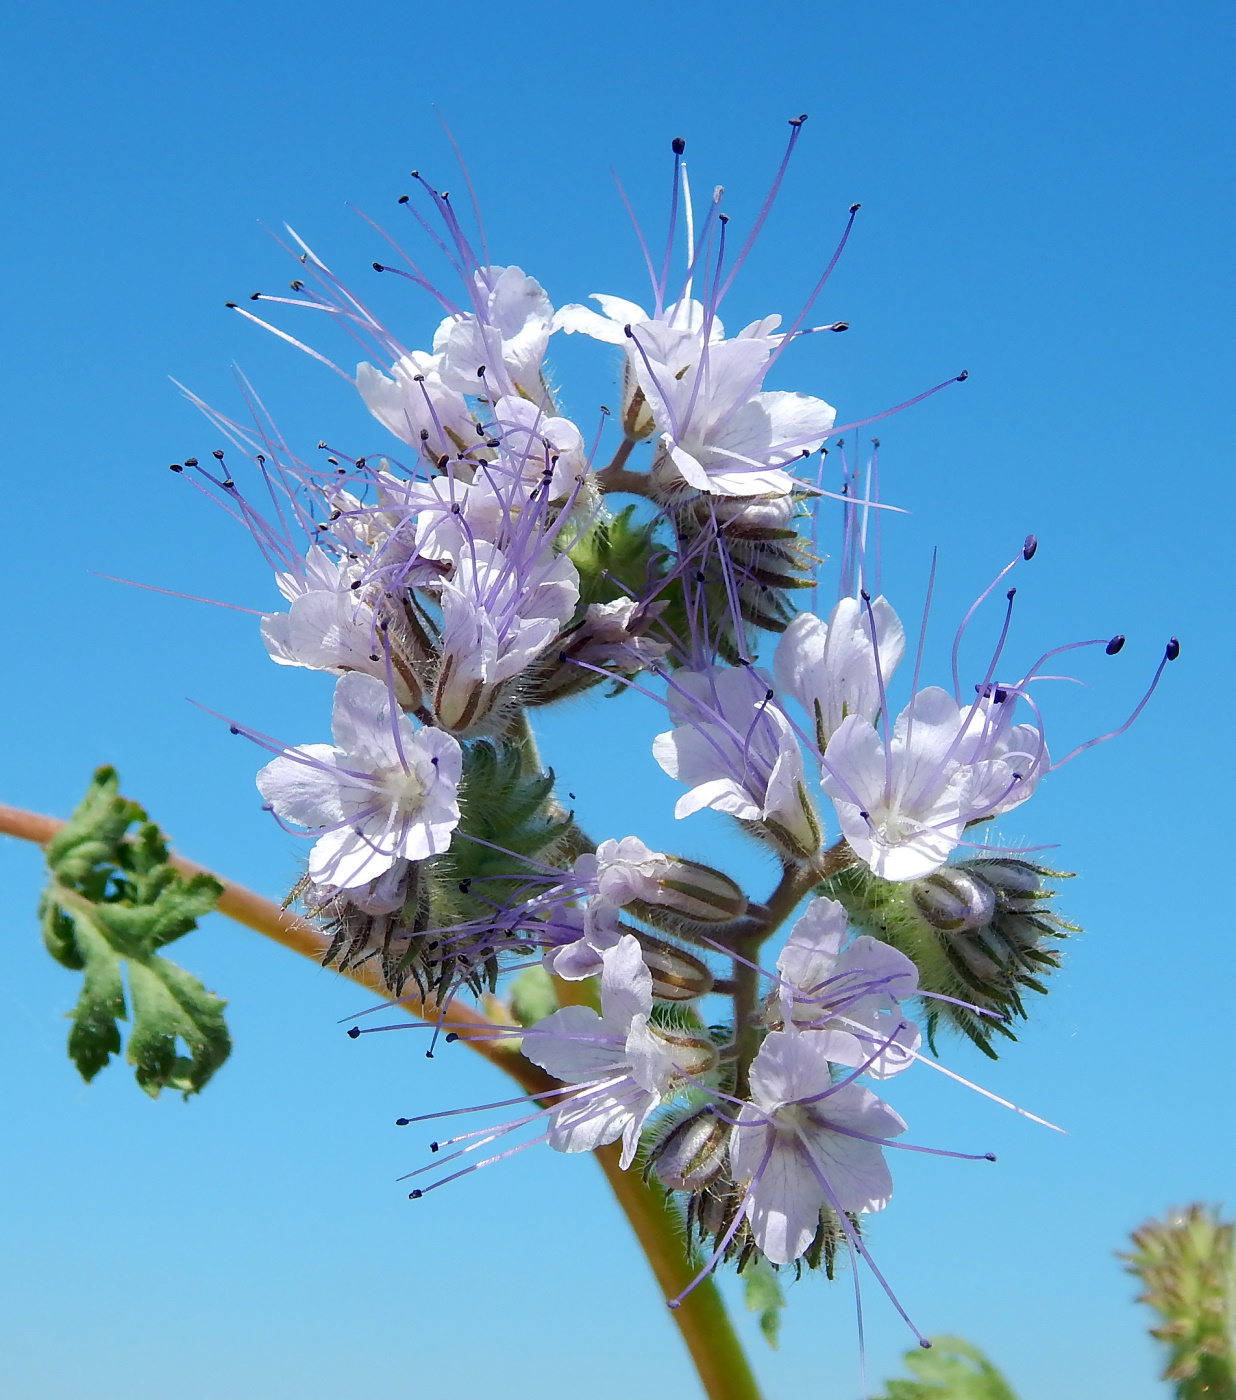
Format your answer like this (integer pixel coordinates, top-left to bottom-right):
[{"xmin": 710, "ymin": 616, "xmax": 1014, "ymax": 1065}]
[
  {"xmin": 742, "ymin": 1257, "xmax": 785, "ymax": 1349},
  {"xmin": 873, "ymin": 1336, "xmax": 1018, "ymax": 1400},
  {"xmin": 38, "ymin": 767, "xmax": 229, "ymax": 1098}
]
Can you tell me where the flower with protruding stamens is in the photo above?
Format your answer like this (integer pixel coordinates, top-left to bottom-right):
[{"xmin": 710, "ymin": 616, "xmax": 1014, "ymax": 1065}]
[
  {"xmin": 256, "ymin": 671, "xmax": 462, "ymax": 890},
  {"xmin": 775, "ymin": 596, "xmax": 906, "ymax": 749},
  {"xmin": 434, "ymin": 265, "xmax": 554, "ymax": 404},
  {"xmin": 821, "ymin": 688, "xmax": 973, "ymax": 882},
  {"xmin": 772, "ymin": 897, "xmax": 920, "ymax": 1078},
  {"xmin": 630, "ymin": 327, "xmax": 836, "ymax": 498},
  {"xmin": 820, "ymin": 685, "xmax": 1046, "ymax": 882},
  {"xmin": 355, "ymin": 351, "xmax": 476, "ymax": 460},
  {"xmin": 652, "ymin": 665, "xmax": 819, "ymax": 858},
  {"xmin": 433, "ymin": 537, "xmax": 581, "ymax": 733},
  {"xmin": 729, "ymin": 1029, "xmax": 905, "ymax": 1265},
  {"xmin": 489, "ymin": 395, "xmax": 589, "ymax": 500},
  {"xmin": 523, "ymin": 934, "xmax": 683, "ymax": 1168}
]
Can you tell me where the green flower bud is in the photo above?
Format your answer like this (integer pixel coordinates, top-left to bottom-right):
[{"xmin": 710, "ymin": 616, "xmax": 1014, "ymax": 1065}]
[
  {"xmin": 912, "ymin": 867, "xmax": 997, "ymax": 932},
  {"xmin": 635, "ymin": 932, "xmax": 715, "ymax": 1001},
  {"xmin": 629, "ymin": 857, "xmax": 749, "ymax": 930},
  {"xmin": 653, "ymin": 1027, "xmax": 720, "ymax": 1077},
  {"xmin": 649, "ymin": 1108, "xmax": 731, "ymax": 1191}
]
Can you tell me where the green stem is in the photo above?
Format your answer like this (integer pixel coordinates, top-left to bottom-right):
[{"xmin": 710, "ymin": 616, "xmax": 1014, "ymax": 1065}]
[
  {"xmin": 2, "ymin": 800, "xmax": 764, "ymax": 1400},
  {"xmin": 728, "ymin": 841, "xmax": 854, "ymax": 1096}
]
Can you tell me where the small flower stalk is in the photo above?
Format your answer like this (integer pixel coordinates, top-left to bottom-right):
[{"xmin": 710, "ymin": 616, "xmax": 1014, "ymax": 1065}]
[{"xmin": 178, "ymin": 120, "xmax": 1175, "ymax": 1355}]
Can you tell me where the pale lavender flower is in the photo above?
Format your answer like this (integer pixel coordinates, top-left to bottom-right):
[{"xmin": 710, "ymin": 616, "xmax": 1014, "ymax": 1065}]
[
  {"xmin": 434, "ymin": 536, "xmax": 580, "ymax": 733},
  {"xmin": 542, "ymin": 892, "xmax": 625, "ymax": 981},
  {"xmin": 523, "ymin": 935, "xmax": 681, "ymax": 1167},
  {"xmin": 433, "ymin": 265, "xmax": 554, "ymax": 404},
  {"xmin": 775, "ymin": 596, "xmax": 906, "ymax": 748},
  {"xmin": 355, "ymin": 350, "xmax": 476, "ymax": 461},
  {"xmin": 773, "ymin": 897, "xmax": 920, "ymax": 1079},
  {"xmin": 729, "ymin": 1029, "xmax": 906, "ymax": 1265},
  {"xmin": 260, "ymin": 547, "xmax": 386, "ymax": 678},
  {"xmin": 652, "ymin": 665, "xmax": 819, "ymax": 857},
  {"xmin": 821, "ymin": 686, "xmax": 1045, "ymax": 882},
  {"xmin": 256, "ymin": 671, "xmax": 462, "ymax": 890},
  {"xmin": 630, "ymin": 326, "xmax": 836, "ymax": 498},
  {"xmin": 821, "ymin": 686, "xmax": 973, "ymax": 882}
]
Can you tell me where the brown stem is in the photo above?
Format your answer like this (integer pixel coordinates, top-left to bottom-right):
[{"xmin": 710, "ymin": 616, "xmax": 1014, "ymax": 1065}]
[
  {"xmin": 1, "ymin": 800, "xmax": 763, "ymax": 1400},
  {"xmin": 596, "ymin": 440, "xmax": 652, "ymax": 496}
]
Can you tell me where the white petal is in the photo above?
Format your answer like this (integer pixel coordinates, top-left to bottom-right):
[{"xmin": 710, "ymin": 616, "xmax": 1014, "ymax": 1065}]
[
  {"xmin": 256, "ymin": 745, "xmax": 348, "ymax": 827},
  {"xmin": 523, "ymin": 1005, "xmax": 624, "ymax": 1082}
]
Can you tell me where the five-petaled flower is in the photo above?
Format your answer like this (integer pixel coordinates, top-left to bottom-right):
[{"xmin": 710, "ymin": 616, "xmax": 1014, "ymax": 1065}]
[
  {"xmin": 730, "ymin": 1029, "xmax": 906, "ymax": 1265},
  {"xmin": 256, "ymin": 671, "xmax": 462, "ymax": 890}
]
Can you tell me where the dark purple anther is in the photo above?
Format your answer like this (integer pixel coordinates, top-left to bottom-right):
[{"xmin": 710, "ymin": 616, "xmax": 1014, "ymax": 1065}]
[
  {"xmin": 956, "ymin": 370, "xmax": 969, "ymax": 381},
  {"xmin": 249, "ymin": 292, "xmax": 260, "ymax": 301},
  {"xmin": 672, "ymin": 137, "xmax": 686, "ymax": 154},
  {"xmin": 1166, "ymin": 637, "xmax": 1181, "ymax": 661},
  {"xmin": 1105, "ymin": 635, "xmax": 1126, "ymax": 655},
  {"xmin": 346, "ymin": 1027, "xmax": 360, "ymax": 1039},
  {"xmin": 168, "ymin": 463, "xmax": 183, "ymax": 473},
  {"xmin": 849, "ymin": 202, "xmax": 861, "ymax": 213},
  {"xmin": 1006, "ymin": 587, "xmax": 1016, "ymax": 600},
  {"xmin": 372, "ymin": 262, "xmax": 385, "ymax": 272},
  {"xmin": 831, "ymin": 322, "xmax": 849, "ymax": 332},
  {"xmin": 1022, "ymin": 534, "xmax": 1037, "ymax": 561}
]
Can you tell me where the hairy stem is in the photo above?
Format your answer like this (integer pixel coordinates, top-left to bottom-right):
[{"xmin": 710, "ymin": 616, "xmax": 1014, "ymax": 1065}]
[
  {"xmin": 728, "ymin": 842, "xmax": 853, "ymax": 1097},
  {"xmin": 0, "ymin": 801, "xmax": 762, "ymax": 1400},
  {"xmin": 596, "ymin": 440, "xmax": 653, "ymax": 496}
]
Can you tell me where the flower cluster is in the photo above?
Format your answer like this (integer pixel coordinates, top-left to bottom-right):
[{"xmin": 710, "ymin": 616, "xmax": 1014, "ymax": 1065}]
[{"xmin": 183, "ymin": 125, "xmax": 1175, "ymax": 1331}]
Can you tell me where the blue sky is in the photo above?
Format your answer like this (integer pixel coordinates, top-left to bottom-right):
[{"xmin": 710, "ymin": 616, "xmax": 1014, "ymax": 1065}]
[{"xmin": 1, "ymin": 1, "xmax": 1233, "ymax": 1397}]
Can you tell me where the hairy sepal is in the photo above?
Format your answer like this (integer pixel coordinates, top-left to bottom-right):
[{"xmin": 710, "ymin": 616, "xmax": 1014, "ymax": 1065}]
[{"xmin": 818, "ymin": 862, "xmax": 1069, "ymax": 1059}]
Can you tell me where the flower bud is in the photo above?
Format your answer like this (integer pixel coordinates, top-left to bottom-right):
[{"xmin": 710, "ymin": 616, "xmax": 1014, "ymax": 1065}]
[
  {"xmin": 649, "ymin": 1109, "xmax": 731, "ymax": 1191},
  {"xmin": 621, "ymin": 364, "xmax": 656, "ymax": 441},
  {"xmin": 630, "ymin": 857, "xmax": 749, "ymax": 928},
  {"xmin": 635, "ymin": 933, "xmax": 714, "ymax": 1001},
  {"xmin": 652, "ymin": 1028, "xmax": 719, "ymax": 1077},
  {"xmin": 912, "ymin": 867, "xmax": 997, "ymax": 932},
  {"xmin": 962, "ymin": 857, "xmax": 1052, "ymax": 912},
  {"xmin": 691, "ymin": 493, "xmax": 800, "ymax": 542}
]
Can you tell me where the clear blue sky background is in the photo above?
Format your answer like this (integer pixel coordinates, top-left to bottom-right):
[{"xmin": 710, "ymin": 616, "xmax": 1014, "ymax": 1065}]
[{"xmin": 1, "ymin": 2, "xmax": 1232, "ymax": 1397}]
